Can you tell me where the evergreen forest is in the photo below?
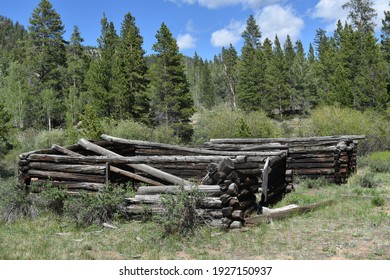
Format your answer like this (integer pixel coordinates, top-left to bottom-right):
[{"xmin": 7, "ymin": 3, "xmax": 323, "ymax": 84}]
[{"xmin": 1, "ymin": 0, "xmax": 389, "ymax": 161}]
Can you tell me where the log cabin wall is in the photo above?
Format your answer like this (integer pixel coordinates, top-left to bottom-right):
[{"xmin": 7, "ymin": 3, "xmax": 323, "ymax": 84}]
[{"xmin": 204, "ymin": 135, "xmax": 365, "ymax": 184}]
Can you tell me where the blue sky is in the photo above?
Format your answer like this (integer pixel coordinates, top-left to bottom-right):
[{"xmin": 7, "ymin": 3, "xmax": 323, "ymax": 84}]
[{"xmin": 1, "ymin": 0, "xmax": 389, "ymax": 59}]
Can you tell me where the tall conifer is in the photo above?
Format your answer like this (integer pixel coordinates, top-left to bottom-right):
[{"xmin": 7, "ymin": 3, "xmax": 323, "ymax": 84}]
[{"xmin": 150, "ymin": 22, "xmax": 195, "ymax": 141}]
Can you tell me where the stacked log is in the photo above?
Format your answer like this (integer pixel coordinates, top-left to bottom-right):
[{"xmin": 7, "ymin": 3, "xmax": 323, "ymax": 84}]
[
  {"xmin": 205, "ymin": 135, "xmax": 364, "ymax": 184},
  {"xmin": 125, "ymin": 155, "xmax": 287, "ymax": 228}
]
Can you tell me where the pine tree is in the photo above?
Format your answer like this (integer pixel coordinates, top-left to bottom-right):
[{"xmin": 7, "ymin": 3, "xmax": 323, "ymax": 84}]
[
  {"xmin": 342, "ymin": 0, "xmax": 377, "ymax": 34},
  {"xmin": 27, "ymin": 0, "xmax": 67, "ymax": 128},
  {"xmin": 284, "ymin": 35, "xmax": 295, "ymax": 112},
  {"xmin": 85, "ymin": 14, "xmax": 117, "ymax": 117},
  {"xmin": 111, "ymin": 12, "xmax": 150, "ymax": 122},
  {"xmin": 0, "ymin": 16, "xmax": 27, "ymax": 71},
  {"xmin": 290, "ymin": 40, "xmax": 307, "ymax": 113},
  {"xmin": 210, "ymin": 54, "xmax": 230, "ymax": 104},
  {"xmin": 273, "ymin": 35, "xmax": 290, "ymax": 118},
  {"xmin": 221, "ymin": 44, "xmax": 239, "ymax": 110},
  {"xmin": 150, "ymin": 22, "xmax": 195, "ymax": 142},
  {"xmin": 263, "ymin": 37, "xmax": 278, "ymax": 113},
  {"xmin": 199, "ymin": 60, "xmax": 215, "ymax": 109},
  {"xmin": 0, "ymin": 100, "xmax": 11, "ymax": 142},
  {"xmin": 381, "ymin": 3, "xmax": 390, "ymax": 102},
  {"xmin": 237, "ymin": 15, "xmax": 265, "ymax": 111},
  {"xmin": 187, "ymin": 52, "xmax": 202, "ymax": 108},
  {"xmin": 304, "ymin": 43, "xmax": 319, "ymax": 111},
  {"xmin": 342, "ymin": 1, "xmax": 388, "ymax": 109},
  {"xmin": 66, "ymin": 25, "xmax": 89, "ymax": 125},
  {"xmin": 381, "ymin": 3, "xmax": 390, "ymax": 62}
]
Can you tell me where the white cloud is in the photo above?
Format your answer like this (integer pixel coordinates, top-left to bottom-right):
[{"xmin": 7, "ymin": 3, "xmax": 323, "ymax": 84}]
[
  {"xmin": 168, "ymin": 0, "xmax": 281, "ymax": 9},
  {"xmin": 177, "ymin": 33, "xmax": 197, "ymax": 49},
  {"xmin": 311, "ymin": 0, "xmax": 389, "ymax": 33},
  {"xmin": 255, "ymin": 4, "xmax": 304, "ymax": 43},
  {"xmin": 210, "ymin": 20, "xmax": 245, "ymax": 47}
]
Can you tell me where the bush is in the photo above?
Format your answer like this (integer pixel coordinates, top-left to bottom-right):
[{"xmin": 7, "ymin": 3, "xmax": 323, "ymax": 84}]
[
  {"xmin": 0, "ymin": 183, "xmax": 38, "ymax": 223},
  {"xmin": 365, "ymin": 151, "xmax": 390, "ymax": 173},
  {"xmin": 157, "ymin": 186, "xmax": 205, "ymax": 237},
  {"xmin": 63, "ymin": 184, "xmax": 127, "ymax": 228},
  {"xmin": 371, "ymin": 196, "xmax": 385, "ymax": 207},
  {"xmin": 192, "ymin": 104, "xmax": 284, "ymax": 144},
  {"xmin": 39, "ymin": 184, "xmax": 67, "ymax": 215},
  {"xmin": 297, "ymin": 106, "xmax": 390, "ymax": 154},
  {"xmin": 357, "ymin": 170, "xmax": 382, "ymax": 188},
  {"xmin": 102, "ymin": 119, "xmax": 182, "ymax": 144}
]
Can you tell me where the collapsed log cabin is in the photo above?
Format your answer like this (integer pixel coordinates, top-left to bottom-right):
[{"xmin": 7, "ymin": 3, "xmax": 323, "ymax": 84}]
[
  {"xmin": 18, "ymin": 135, "xmax": 288, "ymax": 228},
  {"xmin": 17, "ymin": 134, "xmax": 364, "ymax": 228},
  {"xmin": 204, "ymin": 135, "xmax": 365, "ymax": 184}
]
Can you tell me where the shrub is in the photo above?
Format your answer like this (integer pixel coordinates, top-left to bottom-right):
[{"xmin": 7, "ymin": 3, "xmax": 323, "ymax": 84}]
[
  {"xmin": 371, "ymin": 196, "xmax": 385, "ymax": 207},
  {"xmin": 157, "ymin": 186, "xmax": 205, "ymax": 237},
  {"xmin": 357, "ymin": 170, "xmax": 382, "ymax": 188},
  {"xmin": 63, "ymin": 184, "xmax": 127, "ymax": 228},
  {"xmin": 298, "ymin": 106, "xmax": 390, "ymax": 154},
  {"xmin": 192, "ymin": 104, "xmax": 284, "ymax": 144},
  {"xmin": 102, "ymin": 119, "xmax": 152, "ymax": 141},
  {"xmin": 39, "ymin": 184, "xmax": 67, "ymax": 215},
  {"xmin": 0, "ymin": 183, "xmax": 38, "ymax": 223},
  {"xmin": 366, "ymin": 151, "xmax": 390, "ymax": 173},
  {"xmin": 102, "ymin": 119, "xmax": 182, "ymax": 144}
]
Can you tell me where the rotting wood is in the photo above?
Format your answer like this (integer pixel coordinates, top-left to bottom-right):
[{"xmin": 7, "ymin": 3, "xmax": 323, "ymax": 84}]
[
  {"xmin": 208, "ymin": 135, "xmax": 365, "ymax": 144},
  {"xmin": 136, "ymin": 184, "xmax": 238, "ymax": 196},
  {"xmin": 51, "ymin": 144, "xmax": 83, "ymax": 157},
  {"xmin": 27, "ymin": 162, "xmax": 106, "ymax": 175},
  {"xmin": 109, "ymin": 166, "xmax": 162, "ymax": 186},
  {"xmin": 78, "ymin": 138, "xmax": 191, "ymax": 186},
  {"xmin": 35, "ymin": 180, "xmax": 105, "ymax": 191},
  {"xmin": 102, "ymin": 134, "xmax": 283, "ymax": 157},
  {"xmin": 27, "ymin": 169, "xmax": 106, "ymax": 183},
  {"xmin": 245, "ymin": 200, "xmax": 334, "ymax": 225}
]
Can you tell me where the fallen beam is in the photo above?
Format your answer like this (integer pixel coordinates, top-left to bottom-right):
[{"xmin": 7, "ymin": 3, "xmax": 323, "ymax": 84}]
[
  {"xmin": 78, "ymin": 138, "xmax": 191, "ymax": 186},
  {"xmin": 245, "ymin": 200, "xmax": 334, "ymax": 225}
]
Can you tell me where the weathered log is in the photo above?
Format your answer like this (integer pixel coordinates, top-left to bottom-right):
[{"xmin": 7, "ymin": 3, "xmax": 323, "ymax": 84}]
[
  {"xmin": 109, "ymin": 166, "xmax": 162, "ymax": 186},
  {"xmin": 78, "ymin": 138, "xmax": 191, "ymax": 186},
  {"xmin": 27, "ymin": 169, "xmax": 105, "ymax": 183},
  {"xmin": 27, "ymin": 162, "xmax": 106, "ymax": 175},
  {"xmin": 38, "ymin": 180, "xmax": 105, "ymax": 191},
  {"xmin": 102, "ymin": 134, "xmax": 283, "ymax": 157},
  {"xmin": 286, "ymin": 162, "xmax": 336, "ymax": 169},
  {"xmin": 262, "ymin": 157, "xmax": 270, "ymax": 202},
  {"xmin": 221, "ymin": 207, "xmax": 234, "ymax": 217},
  {"xmin": 245, "ymin": 200, "xmax": 334, "ymax": 225},
  {"xmin": 208, "ymin": 135, "xmax": 365, "ymax": 144},
  {"xmin": 203, "ymin": 143, "xmax": 288, "ymax": 151},
  {"xmin": 137, "ymin": 184, "xmax": 237, "ymax": 196},
  {"xmin": 51, "ymin": 144, "xmax": 83, "ymax": 157},
  {"xmin": 294, "ymin": 168, "xmax": 347, "ymax": 175},
  {"xmin": 231, "ymin": 210, "xmax": 244, "ymax": 221}
]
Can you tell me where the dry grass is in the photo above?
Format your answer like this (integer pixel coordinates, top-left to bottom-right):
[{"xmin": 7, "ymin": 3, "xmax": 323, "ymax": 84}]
[{"xmin": 0, "ymin": 169, "xmax": 389, "ymax": 260}]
